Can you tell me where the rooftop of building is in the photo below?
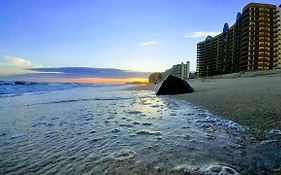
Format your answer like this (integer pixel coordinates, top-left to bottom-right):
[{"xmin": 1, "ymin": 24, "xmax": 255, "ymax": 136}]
[
  {"xmin": 243, "ymin": 2, "xmax": 277, "ymax": 11},
  {"xmin": 198, "ymin": 2, "xmax": 280, "ymax": 44}
]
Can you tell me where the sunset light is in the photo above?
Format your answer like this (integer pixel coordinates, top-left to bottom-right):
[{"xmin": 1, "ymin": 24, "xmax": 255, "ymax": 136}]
[
  {"xmin": 57, "ymin": 77, "xmax": 148, "ymax": 84},
  {"xmin": 1, "ymin": 0, "xmax": 280, "ymax": 174}
]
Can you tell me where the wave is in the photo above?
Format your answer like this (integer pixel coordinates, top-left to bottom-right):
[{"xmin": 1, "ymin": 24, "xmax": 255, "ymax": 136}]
[
  {"xmin": 0, "ymin": 81, "xmax": 110, "ymax": 96},
  {"xmin": 25, "ymin": 96, "xmax": 133, "ymax": 106}
]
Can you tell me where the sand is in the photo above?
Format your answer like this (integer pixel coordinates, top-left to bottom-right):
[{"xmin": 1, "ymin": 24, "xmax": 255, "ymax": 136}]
[{"xmin": 130, "ymin": 69, "xmax": 281, "ymax": 137}]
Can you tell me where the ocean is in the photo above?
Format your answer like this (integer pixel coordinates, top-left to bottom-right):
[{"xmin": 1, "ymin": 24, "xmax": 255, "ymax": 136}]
[{"xmin": 0, "ymin": 82, "xmax": 280, "ymax": 175}]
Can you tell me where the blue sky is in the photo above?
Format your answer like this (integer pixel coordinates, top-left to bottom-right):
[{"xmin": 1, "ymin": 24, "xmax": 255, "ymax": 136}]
[{"xmin": 0, "ymin": 0, "xmax": 280, "ymax": 81}]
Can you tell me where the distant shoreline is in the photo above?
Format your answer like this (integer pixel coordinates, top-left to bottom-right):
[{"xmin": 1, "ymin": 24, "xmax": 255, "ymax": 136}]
[{"xmin": 129, "ymin": 69, "xmax": 281, "ymax": 138}]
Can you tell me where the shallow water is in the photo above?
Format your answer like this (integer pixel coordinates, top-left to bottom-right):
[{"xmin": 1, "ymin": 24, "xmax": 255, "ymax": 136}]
[{"xmin": 0, "ymin": 84, "xmax": 280, "ymax": 174}]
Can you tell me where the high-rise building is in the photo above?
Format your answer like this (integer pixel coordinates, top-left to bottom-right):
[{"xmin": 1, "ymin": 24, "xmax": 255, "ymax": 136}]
[
  {"xmin": 197, "ymin": 3, "xmax": 281, "ymax": 77},
  {"xmin": 278, "ymin": 5, "xmax": 281, "ymax": 67}
]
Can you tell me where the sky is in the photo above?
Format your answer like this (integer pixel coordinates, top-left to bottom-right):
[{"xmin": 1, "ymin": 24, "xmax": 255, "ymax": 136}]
[{"xmin": 0, "ymin": 0, "xmax": 280, "ymax": 83}]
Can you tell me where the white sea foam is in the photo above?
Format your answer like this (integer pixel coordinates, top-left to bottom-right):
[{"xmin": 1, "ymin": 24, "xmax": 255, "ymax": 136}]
[{"xmin": 0, "ymin": 81, "xmax": 114, "ymax": 96}]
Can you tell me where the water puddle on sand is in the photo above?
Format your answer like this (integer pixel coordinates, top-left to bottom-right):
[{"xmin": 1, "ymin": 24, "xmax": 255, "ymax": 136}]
[{"xmin": 0, "ymin": 88, "xmax": 280, "ymax": 175}]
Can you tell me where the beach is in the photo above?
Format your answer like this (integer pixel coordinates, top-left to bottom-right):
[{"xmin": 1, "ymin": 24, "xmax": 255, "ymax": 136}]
[
  {"xmin": 131, "ymin": 69, "xmax": 281, "ymax": 137},
  {"xmin": 0, "ymin": 79, "xmax": 280, "ymax": 174}
]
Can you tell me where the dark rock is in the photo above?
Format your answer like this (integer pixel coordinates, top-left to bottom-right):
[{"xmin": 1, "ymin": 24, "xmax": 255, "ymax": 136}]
[
  {"xmin": 15, "ymin": 81, "xmax": 26, "ymax": 85},
  {"xmin": 156, "ymin": 75, "xmax": 194, "ymax": 95}
]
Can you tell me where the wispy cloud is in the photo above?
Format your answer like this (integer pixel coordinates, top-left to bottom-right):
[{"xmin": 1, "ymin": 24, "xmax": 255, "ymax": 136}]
[
  {"xmin": 8, "ymin": 57, "xmax": 33, "ymax": 67},
  {"xmin": 0, "ymin": 63, "xmax": 152, "ymax": 83},
  {"xmin": 27, "ymin": 67, "xmax": 151, "ymax": 78},
  {"xmin": 0, "ymin": 55, "xmax": 42, "ymax": 68},
  {"xmin": 139, "ymin": 40, "xmax": 157, "ymax": 46},
  {"xmin": 184, "ymin": 31, "xmax": 221, "ymax": 38},
  {"xmin": 0, "ymin": 55, "xmax": 44, "ymax": 75},
  {"xmin": 0, "ymin": 67, "xmax": 151, "ymax": 83}
]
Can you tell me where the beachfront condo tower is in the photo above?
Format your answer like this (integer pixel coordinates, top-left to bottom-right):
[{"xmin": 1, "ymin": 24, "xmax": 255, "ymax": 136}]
[
  {"xmin": 277, "ymin": 5, "xmax": 281, "ymax": 67},
  {"xmin": 197, "ymin": 3, "xmax": 281, "ymax": 77}
]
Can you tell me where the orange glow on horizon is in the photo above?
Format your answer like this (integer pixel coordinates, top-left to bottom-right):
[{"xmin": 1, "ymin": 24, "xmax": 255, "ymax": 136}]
[{"xmin": 52, "ymin": 77, "xmax": 148, "ymax": 84}]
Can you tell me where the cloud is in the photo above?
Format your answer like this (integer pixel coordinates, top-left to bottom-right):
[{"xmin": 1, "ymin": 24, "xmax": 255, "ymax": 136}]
[
  {"xmin": 0, "ymin": 55, "xmax": 42, "ymax": 68},
  {"xmin": 0, "ymin": 67, "xmax": 151, "ymax": 83},
  {"xmin": 184, "ymin": 31, "xmax": 221, "ymax": 38},
  {"xmin": 27, "ymin": 67, "xmax": 151, "ymax": 79},
  {"xmin": 140, "ymin": 40, "xmax": 157, "ymax": 46},
  {"xmin": 8, "ymin": 57, "xmax": 32, "ymax": 67}
]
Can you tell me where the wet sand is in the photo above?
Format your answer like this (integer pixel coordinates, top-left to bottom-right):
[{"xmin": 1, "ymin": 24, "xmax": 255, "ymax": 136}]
[{"xmin": 130, "ymin": 69, "xmax": 281, "ymax": 137}]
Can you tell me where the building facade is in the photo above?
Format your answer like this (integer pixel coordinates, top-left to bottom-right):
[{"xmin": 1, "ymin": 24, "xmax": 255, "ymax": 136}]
[
  {"xmin": 148, "ymin": 61, "xmax": 190, "ymax": 84},
  {"xmin": 278, "ymin": 5, "xmax": 281, "ymax": 67},
  {"xmin": 197, "ymin": 3, "xmax": 281, "ymax": 77},
  {"xmin": 163, "ymin": 61, "xmax": 190, "ymax": 80}
]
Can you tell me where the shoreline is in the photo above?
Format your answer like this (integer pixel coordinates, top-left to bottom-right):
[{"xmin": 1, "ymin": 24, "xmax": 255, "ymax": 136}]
[{"xmin": 129, "ymin": 70, "xmax": 281, "ymax": 137}]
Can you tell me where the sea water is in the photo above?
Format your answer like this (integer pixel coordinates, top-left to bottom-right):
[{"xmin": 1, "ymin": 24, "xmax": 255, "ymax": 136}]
[{"xmin": 0, "ymin": 82, "xmax": 280, "ymax": 175}]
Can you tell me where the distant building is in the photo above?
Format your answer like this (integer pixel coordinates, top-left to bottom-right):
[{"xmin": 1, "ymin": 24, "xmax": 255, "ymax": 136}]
[
  {"xmin": 189, "ymin": 72, "xmax": 196, "ymax": 79},
  {"xmin": 148, "ymin": 61, "xmax": 190, "ymax": 84},
  {"xmin": 148, "ymin": 72, "xmax": 163, "ymax": 84},
  {"xmin": 197, "ymin": 3, "xmax": 281, "ymax": 77},
  {"xmin": 163, "ymin": 61, "xmax": 190, "ymax": 80}
]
